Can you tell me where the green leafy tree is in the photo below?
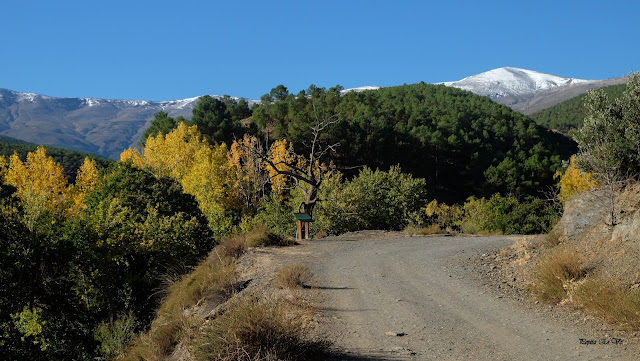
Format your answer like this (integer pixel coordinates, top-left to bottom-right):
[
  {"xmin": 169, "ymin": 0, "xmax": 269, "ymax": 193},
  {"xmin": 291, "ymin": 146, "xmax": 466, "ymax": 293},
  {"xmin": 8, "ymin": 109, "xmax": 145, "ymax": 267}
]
[
  {"xmin": 573, "ymin": 72, "xmax": 640, "ymax": 225},
  {"xmin": 138, "ymin": 111, "xmax": 180, "ymax": 147},
  {"xmin": 270, "ymin": 84, "xmax": 289, "ymax": 102},
  {"xmin": 190, "ymin": 95, "xmax": 239, "ymax": 144},
  {"xmin": 82, "ymin": 163, "xmax": 215, "ymax": 323}
]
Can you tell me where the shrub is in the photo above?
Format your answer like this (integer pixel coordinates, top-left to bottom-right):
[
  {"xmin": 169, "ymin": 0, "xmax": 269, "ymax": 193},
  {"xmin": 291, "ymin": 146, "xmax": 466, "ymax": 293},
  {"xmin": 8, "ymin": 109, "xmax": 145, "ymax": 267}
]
[
  {"xmin": 275, "ymin": 264, "xmax": 313, "ymax": 289},
  {"xmin": 554, "ymin": 155, "xmax": 596, "ymax": 203},
  {"xmin": 244, "ymin": 224, "xmax": 293, "ymax": 248},
  {"xmin": 192, "ymin": 296, "xmax": 327, "ymax": 361},
  {"xmin": 460, "ymin": 194, "xmax": 560, "ymax": 235},
  {"xmin": 338, "ymin": 166, "xmax": 427, "ymax": 231},
  {"xmin": 459, "ymin": 196, "xmax": 491, "ymax": 234},
  {"xmin": 532, "ymin": 245, "xmax": 585, "ymax": 302},
  {"xmin": 250, "ymin": 193, "xmax": 297, "ymax": 238},
  {"xmin": 572, "ymin": 275, "xmax": 640, "ymax": 329},
  {"xmin": 424, "ymin": 200, "xmax": 463, "ymax": 230},
  {"xmin": 94, "ymin": 313, "xmax": 137, "ymax": 359}
]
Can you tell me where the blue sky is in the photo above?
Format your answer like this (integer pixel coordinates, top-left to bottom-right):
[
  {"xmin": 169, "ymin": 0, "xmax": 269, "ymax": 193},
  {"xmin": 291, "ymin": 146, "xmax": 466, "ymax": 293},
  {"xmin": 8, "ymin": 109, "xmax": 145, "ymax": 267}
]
[{"xmin": 2, "ymin": 0, "xmax": 638, "ymax": 101}]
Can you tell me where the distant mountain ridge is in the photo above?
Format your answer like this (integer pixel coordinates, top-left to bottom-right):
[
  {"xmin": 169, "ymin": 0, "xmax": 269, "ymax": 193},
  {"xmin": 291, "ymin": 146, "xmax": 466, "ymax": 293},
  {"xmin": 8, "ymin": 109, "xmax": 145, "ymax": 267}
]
[
  {"xmin": 0, "ymin": 68, "xmax": 626, "ymax": 158},
  {"xmin": 442, "ymin": 67, "xmax": 626, "ymax": 114},
  {"xmin": 0, "ymin": 88, "xmax": 257, "ymax": 159}
]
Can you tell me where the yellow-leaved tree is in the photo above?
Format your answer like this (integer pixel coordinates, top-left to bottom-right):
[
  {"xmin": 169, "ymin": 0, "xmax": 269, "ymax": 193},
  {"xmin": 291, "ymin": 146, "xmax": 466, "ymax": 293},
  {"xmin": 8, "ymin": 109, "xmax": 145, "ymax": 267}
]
[
  {"xmin": 67, "ymin": 157, "xmax": 101, "ymax": 217},
  {"xmin": 181, "ymin": 142, "xmax": 233, "ymax": 234},
  {"xmin": 228, "ymin": 134, "xmax": 270, "ymax": 215},
  {"xmin": 266, "ymin": 139, "xmax": 297, "ymax": 196},
  {"xmin": 4, "ymin": 147, "xmax": 70, "ymax": 227},
  {"xmin": 134, "ymin": 122, "xmax": 205, "ymax": 179},
  {"xmin": 554, "ymin": 155, "xmax": 597, "ymax": 203},
  {"xmin": 0, "ymin": 155, "xmax": 7, "ymax": 179},
  {"xmin": 122, "ymin": 122, "xmax": 234, "ymax": 234}
]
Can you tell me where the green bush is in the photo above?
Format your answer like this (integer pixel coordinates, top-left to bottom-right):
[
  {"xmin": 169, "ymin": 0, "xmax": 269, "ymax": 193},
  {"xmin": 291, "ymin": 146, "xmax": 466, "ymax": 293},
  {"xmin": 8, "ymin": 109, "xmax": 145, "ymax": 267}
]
[
  {"xmin": 248, "ymin": 193, "xmax": 297, "ymax": 238},
  {"xmin": 94, "ymin": 313, "xmax": 137, "ymax": 359},
  {"xmin": 430, "ymin": 194, "xmax": 560, "ymax": 235},
  {"xmin": 334, "ymin": 166, "xmax": 427, "ymax": 231},
  {"xmin": 482, "ymin": 194, "xmax": 559, "ymax": 234}
]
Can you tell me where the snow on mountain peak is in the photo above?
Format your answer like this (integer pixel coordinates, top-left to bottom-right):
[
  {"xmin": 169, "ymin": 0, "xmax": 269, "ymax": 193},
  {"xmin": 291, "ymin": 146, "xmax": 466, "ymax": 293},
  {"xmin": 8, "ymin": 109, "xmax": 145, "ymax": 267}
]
[
  {"xmin": 442, "ymin": 67, "xmax": 598, "ymax": 99},
  {"xmin": 341, "ymin": 86, "xmax": 381, "ymax": 94}
]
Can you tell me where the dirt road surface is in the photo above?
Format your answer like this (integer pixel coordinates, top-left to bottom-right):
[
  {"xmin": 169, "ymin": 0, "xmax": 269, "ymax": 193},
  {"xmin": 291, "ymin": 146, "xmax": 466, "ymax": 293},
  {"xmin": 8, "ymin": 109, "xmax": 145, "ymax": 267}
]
[{"xmin": 283, "ymin": 232, "xmax": 640, "ymax": 360}]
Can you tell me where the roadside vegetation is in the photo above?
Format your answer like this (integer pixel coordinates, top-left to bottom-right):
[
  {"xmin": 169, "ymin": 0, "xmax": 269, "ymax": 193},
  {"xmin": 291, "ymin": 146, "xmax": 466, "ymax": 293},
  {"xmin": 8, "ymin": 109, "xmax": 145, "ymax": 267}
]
[{"xmin": 498, "ymin": 72, "xmax": 640, "ymax": 331}]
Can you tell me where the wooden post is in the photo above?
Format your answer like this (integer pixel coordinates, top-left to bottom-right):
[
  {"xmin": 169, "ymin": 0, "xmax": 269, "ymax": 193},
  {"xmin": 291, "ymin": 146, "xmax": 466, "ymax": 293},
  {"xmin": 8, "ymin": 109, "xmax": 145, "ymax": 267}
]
[
  {"xmin": 297, "ymin": 221, "xmax": 302, "ymax": 240},
  {"xmin": 304, "ymin": 221, "xmax": 309, "ymax": 239}
]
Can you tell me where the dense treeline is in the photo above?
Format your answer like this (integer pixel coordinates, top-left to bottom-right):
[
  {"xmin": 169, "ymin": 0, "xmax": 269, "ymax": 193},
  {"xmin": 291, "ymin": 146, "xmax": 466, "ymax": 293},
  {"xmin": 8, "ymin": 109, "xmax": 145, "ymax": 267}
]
[
  {"xmin": 148, "ymin": 83, "xmax": 576, "ymax": 203},
  {"xmin": 0, "ymin": 139, "xmax": 112, "ymax": 182},
  {"xmin": 530, "ymin": 83, "xmax": 626, "ymax": 133},
  {"xmin": 251, "ymin": 83, "xmax": 576, "ymax": 202}
]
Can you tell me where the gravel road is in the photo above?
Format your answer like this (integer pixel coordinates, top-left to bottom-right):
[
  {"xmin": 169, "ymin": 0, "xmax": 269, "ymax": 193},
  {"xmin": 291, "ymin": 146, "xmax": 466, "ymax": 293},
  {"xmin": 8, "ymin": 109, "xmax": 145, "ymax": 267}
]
[{"xmin": 296, "ymin": 233, "xmax": 639, "ymax": 360}]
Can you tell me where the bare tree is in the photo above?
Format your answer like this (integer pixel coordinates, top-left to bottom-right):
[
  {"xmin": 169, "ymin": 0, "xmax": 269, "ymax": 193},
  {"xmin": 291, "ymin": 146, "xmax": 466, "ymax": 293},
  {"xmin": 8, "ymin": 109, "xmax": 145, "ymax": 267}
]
[{"xmin": 261, "ymin": 105, "xmax": 339, "ymax": 217}]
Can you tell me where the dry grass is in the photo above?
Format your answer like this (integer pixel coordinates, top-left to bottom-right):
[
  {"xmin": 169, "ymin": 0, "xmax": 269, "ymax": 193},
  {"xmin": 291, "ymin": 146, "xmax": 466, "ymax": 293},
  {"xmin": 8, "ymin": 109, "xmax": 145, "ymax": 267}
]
[
  {"xmin": 532, "ymin": 245, "xmax": 586, "ymax": 303},
  {"xmin": 572, "ymin": 275, "xmax": 640, "ymax": 329},
  {"xmin": 244, "ymin": 225, "xmax": 295, "ymax": 248},
  {"xmin": 404, "ymin": 223, "xmax": 442, "ymax": 236},
  {"xmin": 121, "ymin": 226, "xmax": 316, "ymax": 360},
  {"xmin": 216, "ymin": 234, "xmax": 247, "ymax": 259},
  {"xmin": 535, "ymin": 228, "xmax": 564, "ymax": 249},
  {"xmin": 275, "ymin": 264, "xmax": 313, "ymax": 289},
  {"xmin": 192, "ymin": 295, "xmax": 329, "ymax": 361}
]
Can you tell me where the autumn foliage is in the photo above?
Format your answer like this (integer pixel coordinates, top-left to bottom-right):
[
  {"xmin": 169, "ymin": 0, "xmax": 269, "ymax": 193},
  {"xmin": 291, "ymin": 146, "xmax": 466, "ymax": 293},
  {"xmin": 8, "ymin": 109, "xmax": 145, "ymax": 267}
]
[{"xmin": 554, "ymin": 155, "xmax": 597, "ymax": 203}]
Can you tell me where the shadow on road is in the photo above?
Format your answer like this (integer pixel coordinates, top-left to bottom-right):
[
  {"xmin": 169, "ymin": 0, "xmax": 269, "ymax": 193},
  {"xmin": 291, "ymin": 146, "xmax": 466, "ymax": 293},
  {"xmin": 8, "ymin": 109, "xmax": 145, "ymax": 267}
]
[
  {"xmin": 305, "ymin": 285, "xmax": 354, "ymax": 290},
  {"xmin": 322, "ymin": 351, "xmax": 408, "ymax": 361}
]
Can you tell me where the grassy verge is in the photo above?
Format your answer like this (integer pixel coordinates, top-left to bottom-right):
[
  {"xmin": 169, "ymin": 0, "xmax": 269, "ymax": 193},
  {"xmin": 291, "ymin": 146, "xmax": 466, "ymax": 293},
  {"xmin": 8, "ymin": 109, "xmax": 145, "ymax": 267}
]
[
  {"xmin": 244, "ymin": 224, "xmax": 296, "ymax": 248},
  {"xmin": 118, "ymin": 227, "xmax": 328, "ymax": 360},
  {"xmin": 404, "ymin": 224, "xmax": 444, "ymax": 236},
  {"xmin": 122, "ymin": 237, "xmax": 240, "ymax": 361},
  {"xmin": 572, "ymin": 276, "xmax": 640, "ymax": 329},
  {"xmin": 192, "ymin": 295, "xmax": 328, "ymax": 361}
]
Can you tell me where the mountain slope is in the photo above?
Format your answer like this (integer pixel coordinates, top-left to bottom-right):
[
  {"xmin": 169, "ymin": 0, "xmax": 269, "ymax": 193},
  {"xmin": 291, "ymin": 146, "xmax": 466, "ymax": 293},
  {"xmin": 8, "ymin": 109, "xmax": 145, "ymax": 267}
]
[
  {"xmin": 443, "ymin": 67, "xmax": 626, "ymax": 114},
  {"xmin": 530, "ymin": 83, "xmax": 626, "ymax": 133},
  {"xmin": 0, "ymin": 89, "xmax": 256, "ymax": 159}
]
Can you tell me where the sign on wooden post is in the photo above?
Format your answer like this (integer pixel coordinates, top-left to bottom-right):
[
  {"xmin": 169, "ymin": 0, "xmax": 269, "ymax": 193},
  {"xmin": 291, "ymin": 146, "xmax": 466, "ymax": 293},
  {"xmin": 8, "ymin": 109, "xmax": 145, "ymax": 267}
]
[{"xmin": 293, "ymin": 213, "xmax": 314, "ymax": 240}]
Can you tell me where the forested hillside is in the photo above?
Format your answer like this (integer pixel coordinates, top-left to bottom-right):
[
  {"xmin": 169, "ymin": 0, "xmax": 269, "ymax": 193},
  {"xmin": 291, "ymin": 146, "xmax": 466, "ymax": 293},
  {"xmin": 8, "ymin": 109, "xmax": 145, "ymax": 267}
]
[
  {"xmin": 249, "ymin": 83, "xmax": 576, "ymax": 202},
  {"xmin": 530, "ymin": 83, "xmax": 626, "ymax": 133}
]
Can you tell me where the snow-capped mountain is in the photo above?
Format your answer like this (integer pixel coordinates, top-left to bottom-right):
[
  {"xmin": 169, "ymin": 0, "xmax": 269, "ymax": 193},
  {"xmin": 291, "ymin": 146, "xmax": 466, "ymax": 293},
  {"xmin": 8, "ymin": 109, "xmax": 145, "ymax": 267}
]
[
  {"xmin": 442, "ymin": 67, "xmax": 626, "ymax": 114},
  {"xmin": 0, "ymin": 89, "xmax": 258, "ymax": 159}
]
